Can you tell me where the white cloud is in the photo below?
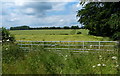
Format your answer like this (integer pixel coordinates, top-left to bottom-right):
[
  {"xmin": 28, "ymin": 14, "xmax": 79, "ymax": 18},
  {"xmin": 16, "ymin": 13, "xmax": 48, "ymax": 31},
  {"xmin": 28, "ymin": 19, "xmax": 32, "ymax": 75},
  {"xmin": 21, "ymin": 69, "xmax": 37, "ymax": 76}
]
[
  {"xmin": 25, "ymin": 8, "xmax": 35, "ymax": 14},
  {"xmin": 10, "ymin": 18, "xmax": 19, "ymax": 21},
  {"xmin": 14, "ymin": 0, "xmax": 26, "ymax": 6},
  {"xmin": 60, "ymin": 19, "xmax": 64, "ymax": 22},
  {"xmin": 50, "ymin": 2, "xmax": 67, "ymax": 11}
]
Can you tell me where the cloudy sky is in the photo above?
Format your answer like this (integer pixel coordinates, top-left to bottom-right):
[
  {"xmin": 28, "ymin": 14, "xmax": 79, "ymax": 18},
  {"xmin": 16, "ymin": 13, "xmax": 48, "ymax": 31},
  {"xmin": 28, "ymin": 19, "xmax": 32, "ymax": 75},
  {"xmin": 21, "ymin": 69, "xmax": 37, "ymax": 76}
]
[{"xmin": 1, "ymin": 0, "xmax": 82, "ymax": 28}]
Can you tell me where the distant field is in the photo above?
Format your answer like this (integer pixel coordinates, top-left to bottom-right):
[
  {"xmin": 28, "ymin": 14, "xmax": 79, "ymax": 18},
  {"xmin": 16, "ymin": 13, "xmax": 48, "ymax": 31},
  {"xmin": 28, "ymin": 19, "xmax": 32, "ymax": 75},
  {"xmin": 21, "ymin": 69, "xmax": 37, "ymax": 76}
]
[{"xmin": 10, "ymin": 29, "xmax": 110, "ymax": 41}]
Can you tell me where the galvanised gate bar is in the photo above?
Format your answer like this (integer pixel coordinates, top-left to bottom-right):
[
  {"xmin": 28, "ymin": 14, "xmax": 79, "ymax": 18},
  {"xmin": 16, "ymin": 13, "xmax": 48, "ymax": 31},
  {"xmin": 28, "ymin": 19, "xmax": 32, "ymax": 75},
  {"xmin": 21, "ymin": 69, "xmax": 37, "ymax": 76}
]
[{"xmin": 17, "ymin": 41, "xmax": 118, "ymax": 53}]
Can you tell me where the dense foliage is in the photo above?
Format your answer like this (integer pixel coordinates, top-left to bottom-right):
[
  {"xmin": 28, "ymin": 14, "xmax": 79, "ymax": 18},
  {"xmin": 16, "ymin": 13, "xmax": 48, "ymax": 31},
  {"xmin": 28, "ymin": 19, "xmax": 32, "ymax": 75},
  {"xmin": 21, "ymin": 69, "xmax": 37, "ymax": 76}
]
[
  {"xmin": 10, "ymin": 26, "xmax": 30, "ymax": 30},
  {"xmin": 77, "ymin": 2, "xmax": 120, "ymax": 40},
  {"xmin": 2, "ymin": 27, "xmax": 15, "ymax": 43},
  {"xmin": 2, "ymin": 43, "xmax": 25, "ymax": 63}
]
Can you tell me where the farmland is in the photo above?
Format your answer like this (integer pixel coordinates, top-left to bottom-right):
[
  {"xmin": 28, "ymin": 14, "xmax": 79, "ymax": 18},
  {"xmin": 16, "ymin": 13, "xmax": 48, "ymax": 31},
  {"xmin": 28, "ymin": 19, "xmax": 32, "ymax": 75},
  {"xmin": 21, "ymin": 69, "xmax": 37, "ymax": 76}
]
[{"xmin": 10, "ymin": 29, "xmax": 110, "ymax": 41}]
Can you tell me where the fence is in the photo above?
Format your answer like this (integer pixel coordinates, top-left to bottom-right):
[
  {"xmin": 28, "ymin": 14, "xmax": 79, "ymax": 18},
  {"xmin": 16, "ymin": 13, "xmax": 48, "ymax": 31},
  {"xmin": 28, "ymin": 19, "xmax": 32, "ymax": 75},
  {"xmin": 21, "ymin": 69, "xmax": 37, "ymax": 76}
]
[{"xmin": 17, "ymin": 41, "xmax": 118, "ymax": 53}]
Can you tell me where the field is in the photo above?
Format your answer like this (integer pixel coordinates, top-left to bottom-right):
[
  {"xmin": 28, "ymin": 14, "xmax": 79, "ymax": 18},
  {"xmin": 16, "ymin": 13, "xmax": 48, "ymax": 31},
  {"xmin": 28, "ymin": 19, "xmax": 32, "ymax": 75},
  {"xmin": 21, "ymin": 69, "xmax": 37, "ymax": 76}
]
[{"xmin": 10, "ymin": 29, "xmax": 110, "ymax": 41}]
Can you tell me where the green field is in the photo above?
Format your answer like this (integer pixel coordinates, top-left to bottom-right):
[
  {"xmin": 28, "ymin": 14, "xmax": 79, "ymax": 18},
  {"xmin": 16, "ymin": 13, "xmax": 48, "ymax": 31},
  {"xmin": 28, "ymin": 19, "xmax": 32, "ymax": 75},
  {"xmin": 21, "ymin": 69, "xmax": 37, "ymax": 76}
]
[{"xmin": 10, "ymin": 29, "xmax": 110, "ymax": 41}]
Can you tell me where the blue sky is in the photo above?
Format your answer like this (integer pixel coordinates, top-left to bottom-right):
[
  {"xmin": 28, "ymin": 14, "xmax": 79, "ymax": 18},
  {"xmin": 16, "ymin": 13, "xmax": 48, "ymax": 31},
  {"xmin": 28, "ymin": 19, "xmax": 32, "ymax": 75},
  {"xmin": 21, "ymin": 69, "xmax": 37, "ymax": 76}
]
[{"xmin": 0, "ymin": 0, "xmax": 82, "ymax": 28}]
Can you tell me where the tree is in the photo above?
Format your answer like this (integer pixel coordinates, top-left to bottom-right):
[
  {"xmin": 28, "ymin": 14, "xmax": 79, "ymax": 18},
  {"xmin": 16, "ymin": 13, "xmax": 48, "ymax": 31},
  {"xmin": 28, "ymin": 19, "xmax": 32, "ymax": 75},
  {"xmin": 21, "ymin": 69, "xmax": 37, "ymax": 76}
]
[
  {"xmin": 10, "ymin": 25, "xmax": 30, "ymax": 30},
  {"xmin": 71, "ymin": 26, "xmax": 79, "ymax": 29},
  {"xmin": 63, "ymin": 26, "xmax": 70, "ymax": 29},
  {"xmin": 77, "ymin": 2, "xmax": 120, "ymax": 40}
]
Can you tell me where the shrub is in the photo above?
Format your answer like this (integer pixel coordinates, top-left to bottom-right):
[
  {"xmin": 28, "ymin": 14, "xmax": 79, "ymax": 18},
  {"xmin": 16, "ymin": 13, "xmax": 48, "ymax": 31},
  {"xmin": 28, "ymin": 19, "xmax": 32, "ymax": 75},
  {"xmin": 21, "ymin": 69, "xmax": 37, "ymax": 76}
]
[
  {"xmin": 2, "ymin": 43, "xmax": 25, "ymax": 63},
  {"xmin": 60, "ymin": 33, "xmax": 69, "ymax": 35},
  {"xmin": 77, "ymin": 31, "xmax": 82, "ymax": 34},
  {"xmin": 112, "ymin": 32, "xmax": 120, "ymax": 40},
  {"xmin": 2, "ymin": 27, "xmax": 15, "ymax": 43}
]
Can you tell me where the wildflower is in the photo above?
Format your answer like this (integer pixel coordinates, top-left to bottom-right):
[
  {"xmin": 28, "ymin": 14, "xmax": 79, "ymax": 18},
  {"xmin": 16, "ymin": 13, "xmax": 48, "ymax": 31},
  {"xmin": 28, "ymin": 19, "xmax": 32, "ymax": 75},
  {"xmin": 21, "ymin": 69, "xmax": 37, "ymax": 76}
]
[
  {"xmin": 90, "ymin": 45, "xmax": 92, "ymax": 48},
  {"xmin": 5, "ymin": 48, "xmax": 8, "ymax": 50},
  {"xmin": 99, "ymin": 55, "xmax": 102, "ymax": 58},
  {"xmin": 65, "ymin": 55, "xmax": 68, "ymax": 57},
  {"xmin": 115, "ymin": 65, "xmax": 119, "ymax": 68},
  {"xmin": 92, "ymin": 65, "xmax": 96, "ymax": 68},
  {"xmin": 64, "ymin": 58, "xmax": 67, "ymax": 60},
  {"xmin": 97, "ymin": 64, "xmax": 101, "ymax": 66},
  {"xmin": 112, "ymin": 56, "xmax": 117, "ymax": 60},
  {"xmin": 6, "ymin": 39, "xmax": 9, "ymax": 41},
  {"xmin": 102, "ymin": 64, "xmax": 106, "ymax": 66}
]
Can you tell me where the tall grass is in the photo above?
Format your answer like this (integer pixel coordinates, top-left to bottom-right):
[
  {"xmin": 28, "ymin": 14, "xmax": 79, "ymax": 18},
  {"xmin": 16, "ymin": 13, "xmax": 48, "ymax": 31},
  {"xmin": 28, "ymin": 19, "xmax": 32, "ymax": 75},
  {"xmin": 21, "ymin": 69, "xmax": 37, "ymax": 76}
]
[{"xmin": 2, "ymin": 43, "xmax": 119, "ymax": 74}]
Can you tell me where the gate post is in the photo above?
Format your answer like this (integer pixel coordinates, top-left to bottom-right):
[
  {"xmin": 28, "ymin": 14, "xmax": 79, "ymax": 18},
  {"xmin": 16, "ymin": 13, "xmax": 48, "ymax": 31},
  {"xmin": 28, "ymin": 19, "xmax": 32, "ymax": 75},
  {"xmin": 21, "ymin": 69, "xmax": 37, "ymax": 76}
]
[
  {"xmin": 99, "ymin": 41, "xmax": 101, "ymax": 50},
  {"xmin": 117, "ymin": 41, "xmax": 120, "ymax": 74},
  {"xmin": 83, "ymin": 41, "xmax": 84, "ymax": 51}
]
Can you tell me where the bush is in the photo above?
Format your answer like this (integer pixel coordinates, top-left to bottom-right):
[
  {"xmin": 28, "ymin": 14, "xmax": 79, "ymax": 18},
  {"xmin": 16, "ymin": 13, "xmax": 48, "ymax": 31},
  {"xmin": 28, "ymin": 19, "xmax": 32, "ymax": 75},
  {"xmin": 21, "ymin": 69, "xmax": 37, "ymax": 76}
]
[
  {"xmin": 112, "ymin": 32, "xmax": 120, "ymax": 40},
  {"xmin": 77, "ymin": 31, "xmax": 82, "ymax": 34},
  {"xmin": 2, "ymin": 43, "xmax": 25, "ymax": 63},
  {"xmin": 2, "ymin": 27, "xmax": 15, "ymax": 43}
]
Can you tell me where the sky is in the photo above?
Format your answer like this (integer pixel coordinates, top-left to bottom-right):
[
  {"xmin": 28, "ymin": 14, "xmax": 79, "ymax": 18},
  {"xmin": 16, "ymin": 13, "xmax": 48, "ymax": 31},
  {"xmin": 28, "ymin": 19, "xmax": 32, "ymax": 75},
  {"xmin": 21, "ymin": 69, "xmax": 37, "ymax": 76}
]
[{"xmin": 0, "ymin": 0, "xmax": 83, "ymax": 28}]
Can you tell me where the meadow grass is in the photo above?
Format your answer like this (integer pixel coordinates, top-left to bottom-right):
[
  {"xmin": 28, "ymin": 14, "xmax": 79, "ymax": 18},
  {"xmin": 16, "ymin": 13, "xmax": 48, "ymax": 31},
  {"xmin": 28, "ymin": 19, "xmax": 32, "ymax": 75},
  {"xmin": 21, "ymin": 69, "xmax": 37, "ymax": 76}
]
[
  {"xmin": 10, "ymin": 29, "xmax": 109, "ymax": 41},
  {"xmin": 2, "ymin": 42, "xmax": 119, "ymax": 74}
]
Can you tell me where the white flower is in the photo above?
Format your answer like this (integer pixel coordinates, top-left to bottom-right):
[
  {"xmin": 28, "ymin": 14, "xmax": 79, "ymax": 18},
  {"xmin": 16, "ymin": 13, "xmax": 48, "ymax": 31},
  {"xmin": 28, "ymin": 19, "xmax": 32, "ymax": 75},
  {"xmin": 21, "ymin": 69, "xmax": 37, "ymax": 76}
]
[
  {"xmin": 115, "ymin": 65, "xmax": 119, "ymax": 68},
  {"xmin": 102, "ymin": 64, "xmax": 106, "ymax": 66},
  {"xmin": 99, "ymin": 55, "xmax": 102, "ymax": 58},
  {"xmin": 65, "ymin": 55, "xmax": 68, "ymax": 57},
  {"xmin": 97, "ymin": 64, "xmax": 101, "ymax": 66},
  {"xmin": 6, "ymin": 39, "xmax": 9, "ymax": 41},
  {"xmin": 99, "ymin": 55, "xmax": 102, "ymax": 60},
  {"xmin": 92, "ymin": 65, "xmax": 96, "ymax": 68},
  {"xmin": 5, "ymin": 48, "xmax": 8, "ymax": 50},
  {"xmin": 90, "ymin": 45, "xmax": 92, "ymax": 48},
  {"xmin": 112, "ymin": 56, "xmax": 117, "ymax": 60}
]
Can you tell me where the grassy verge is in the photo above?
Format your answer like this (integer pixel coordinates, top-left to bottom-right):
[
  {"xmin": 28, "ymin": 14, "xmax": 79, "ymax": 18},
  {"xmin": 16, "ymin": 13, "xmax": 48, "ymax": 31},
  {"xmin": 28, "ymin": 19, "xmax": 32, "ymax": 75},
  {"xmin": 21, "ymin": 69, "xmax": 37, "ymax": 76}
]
[{"xmin": 2, "ymin": 43, "xmax": 119, "ymax": 74}]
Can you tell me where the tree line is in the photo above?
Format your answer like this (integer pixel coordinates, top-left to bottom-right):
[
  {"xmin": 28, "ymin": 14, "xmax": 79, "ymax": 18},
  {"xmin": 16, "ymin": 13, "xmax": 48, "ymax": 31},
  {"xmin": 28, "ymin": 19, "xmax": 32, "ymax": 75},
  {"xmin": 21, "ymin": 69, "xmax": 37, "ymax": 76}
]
[
  {"xmin": 77, "ymin": 2, "xmax": 120, "ymax": 40},
  {"xmin": 10, "ymin": 25, "xmax": 84, "ymax": 30}
]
